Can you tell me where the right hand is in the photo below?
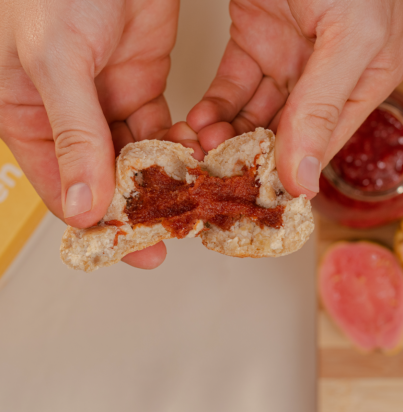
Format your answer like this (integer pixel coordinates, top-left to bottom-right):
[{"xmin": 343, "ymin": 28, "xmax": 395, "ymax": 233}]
[
  {"xmin": 187, "ymin": 0, "xmax": 403, "ymax": 199},
  {"xmin": 0, "ymin": 0, "xmax": 180, "ymax": 269}
]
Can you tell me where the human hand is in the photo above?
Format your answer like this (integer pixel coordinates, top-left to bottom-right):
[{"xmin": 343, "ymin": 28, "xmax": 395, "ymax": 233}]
[
  {"xmin": 0, "ymin": 0, "xmax": 180, "ymax": 269},
  {"xmin": 187, "ymin": 0, "xmax": 403, "ymax": 198}
]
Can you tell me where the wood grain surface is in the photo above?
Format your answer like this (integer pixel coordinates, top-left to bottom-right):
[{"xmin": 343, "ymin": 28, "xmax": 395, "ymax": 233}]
[{"xmin": 317, "ymin": 214, "xmax": 403, "ymax": 411}]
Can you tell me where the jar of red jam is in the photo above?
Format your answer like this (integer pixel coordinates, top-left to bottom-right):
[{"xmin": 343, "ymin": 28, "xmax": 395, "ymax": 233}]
[{"xmin": 312, "ymin": 91, "xmax": 403, "ymax": 228}]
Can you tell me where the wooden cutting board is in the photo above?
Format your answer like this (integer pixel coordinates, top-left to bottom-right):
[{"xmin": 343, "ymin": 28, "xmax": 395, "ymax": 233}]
[{"xmin": 316, "ymin": 214, "xmax": 403, "ymax": 412}]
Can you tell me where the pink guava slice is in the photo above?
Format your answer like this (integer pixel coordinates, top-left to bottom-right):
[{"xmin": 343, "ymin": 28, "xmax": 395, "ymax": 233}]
[{"xmin": 319, "ymin": 241, "xmax": 403, "ymax": 352}]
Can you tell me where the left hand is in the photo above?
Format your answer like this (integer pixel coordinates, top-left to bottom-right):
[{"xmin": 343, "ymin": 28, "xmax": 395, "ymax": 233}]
[{"xmin": 0, "ymin": 0, "xmax": 181, "ymax": 269}]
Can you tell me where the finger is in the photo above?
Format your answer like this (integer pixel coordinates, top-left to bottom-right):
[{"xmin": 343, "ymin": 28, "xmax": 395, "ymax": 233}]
[
  {"xmin": 126, "ymin": 95, "xmax": 172, "ymax": 141},
  {"xmin": 110, "ymin": 121, "xmax": 135, "ymax": 156},
  {"xmin": 6, "ymin": 137, "xmax": 63, "ymax": 219},
  {"xmin": 275, "ymin": 26, "xmax": 387, "ymax": 198},
  {"xmin": 197, "ymin": 122, "xmax": 236, "ymax": 153},
  {"xmin": 0, "ymin": 103, "xmax": 64, "ymax": 218},
  {"xmin": 186, "ymin": 39, "xmax": 262, "ymax": 135},
  {"xmin": 164, "ymin": 122, "xmax": 205, "ymax": 161},
  {"xmin": 231, "ymin": 76, "xmax": 287, "ymax": 135},
  {"xmin": 96, "ymin": 58, "xmax": 171, "ymax": 123},
  {"xmin": 22, "ymin": 57, "xmax": 115, "ymax": 229},
  {"xmin": 196, "ymin": 76, "xmax": 287, "ymax": 152},
  {"xmin": 121, "ymin": 241, "xmax": 167, "ymax": 270},
  {"xmin": 268, "ymin": 107, "xmax": 284, "ymax": 134}
]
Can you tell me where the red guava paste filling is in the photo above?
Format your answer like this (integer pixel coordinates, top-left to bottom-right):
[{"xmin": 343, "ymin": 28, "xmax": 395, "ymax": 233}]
[
  {"xmin": 113, "ymin": 229, "xmax": 127, "ymax": 246},
  {"xmin": 331, "ymin": 108, "xmax": 403, "ymax": 191},
  {"xmin": 124, "ymin": 165, "xmax": 284, "ymax": 239},
  {"xmin": 105, "ymin": 220, "xmax": 125, "ymax": 227},
  {"xmin": 320, "ymin": 243, "xmax": 403, "ymax": 350},
  {"xmin": 104, "ymin": 220, "xmax": 127, "ymax": 246}
]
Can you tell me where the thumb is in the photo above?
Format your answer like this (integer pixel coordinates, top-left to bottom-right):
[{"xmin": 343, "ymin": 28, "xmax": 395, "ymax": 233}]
[
  {"xmin": 275, "ymin": 22, "xmax": 386, "ymax": 199},
  {"xmin": 28, "ymin": 59, "xmax": 115, "ymax": 228}
]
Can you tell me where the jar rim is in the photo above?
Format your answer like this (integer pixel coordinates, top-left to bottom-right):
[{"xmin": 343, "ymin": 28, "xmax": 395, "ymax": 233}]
[
  {"xmin": 324, "ymin": 98, "xmax": 403, "ymax": 202},
  {"xmin": 322, "ymin": 164, "xmax": 403, "ymax": 202}
]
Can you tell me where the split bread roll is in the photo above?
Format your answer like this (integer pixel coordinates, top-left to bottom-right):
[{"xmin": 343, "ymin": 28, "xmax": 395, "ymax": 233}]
[{"xmin": 61, "ymin": 128, "xmax": 314, "ymax": 272}]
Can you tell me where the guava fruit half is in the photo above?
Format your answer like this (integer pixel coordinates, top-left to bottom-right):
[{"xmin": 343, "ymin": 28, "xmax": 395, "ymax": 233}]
[{"xmin": 319, "ymin": 241, "xmax": 403, "ymax": 352}]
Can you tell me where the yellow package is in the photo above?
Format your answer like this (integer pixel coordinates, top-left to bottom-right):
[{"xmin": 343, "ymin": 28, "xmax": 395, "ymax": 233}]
[{"xmin": 0, "ymin": 139, "xmax": 48, "ymax": 278}]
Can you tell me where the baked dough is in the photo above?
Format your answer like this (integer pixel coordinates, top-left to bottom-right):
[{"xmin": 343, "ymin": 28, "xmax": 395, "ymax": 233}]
[{"xmin": 60, "ymin": 128, "xmax": 314, "ymax": 271}]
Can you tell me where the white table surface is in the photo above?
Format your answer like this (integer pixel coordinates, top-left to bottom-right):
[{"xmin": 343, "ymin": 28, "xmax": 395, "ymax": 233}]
[{"xmin": 0, "ymin": 1, "xmax": 317, "ymax": 410}]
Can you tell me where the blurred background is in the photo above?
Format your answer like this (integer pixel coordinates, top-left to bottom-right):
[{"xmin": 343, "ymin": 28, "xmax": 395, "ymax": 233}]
[{"xmin": 0, "ymin": 1, "xmax": 317, "ymax": 412}]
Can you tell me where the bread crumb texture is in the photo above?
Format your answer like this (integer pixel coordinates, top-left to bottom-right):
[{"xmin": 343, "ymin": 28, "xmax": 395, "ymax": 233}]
[{"xmin": 60, "ymin": 129, "xmax": 314, "ymax": 271}]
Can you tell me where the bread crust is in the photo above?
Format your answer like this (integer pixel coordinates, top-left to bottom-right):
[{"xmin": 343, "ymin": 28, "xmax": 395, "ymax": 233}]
[{"xmin": 60, "ymin": 129, "xmax": 314, "ymax": 272}]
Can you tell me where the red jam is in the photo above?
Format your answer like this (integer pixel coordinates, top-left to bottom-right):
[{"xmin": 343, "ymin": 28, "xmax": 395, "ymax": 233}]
[
  {"xmin": 331, "ymin": 109, "xmax": 403, "ymax": 191},
  {"xmin": 124, "ymin": 165, "xmax": 284, "ymax": 238},
  {"xmin": 312, "ymin": 94, "xmax": 403, "ymax": 228}
]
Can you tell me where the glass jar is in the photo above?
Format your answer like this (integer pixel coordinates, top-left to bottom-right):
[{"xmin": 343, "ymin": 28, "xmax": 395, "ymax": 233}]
[{"xmin": 312, "ymin": 91, "xmax": 403, "ymax": 228}]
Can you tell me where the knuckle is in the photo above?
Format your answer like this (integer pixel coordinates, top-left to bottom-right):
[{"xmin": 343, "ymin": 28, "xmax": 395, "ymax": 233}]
[
  {"xmin": 304, "ymin": 103, "xmax": 340, "ymax": 134},
  {"xmin": 234, "ymin": 112, "xmax": 258, "ymax": 134},
  {"xmin": 54, "ymin": 130, "xmax": 94, "ymax": 166},
  {"xmin": 0, "ymin": 104, "xmax": 19, "ymax": 142},
  {"xmin": 360, "ymin": 9, "xmax": 389, "ymax": 44},
  {"xmin": 318, "ymin": 4, "xmax": 388, "ymax": 51},
  {"xmin": 355, "ymin": 27, "xmax": 386, "ymax": 52},
  {"xmin": 377, "ymin": 54, "xmax": 402, "ymax": 78},
  {"xmin": 202, "ymin": 96, "xmax": 234, "ymax": 121},
  {"xmin": 22, "ymin": 43, "xmax": 61, "ymax": 81},
  {"xmin": 20, "ymin": 30, "xmax": 88, "ymax": 81},
  {"xmin": 19, "ymin": 24, "xmax": 54, "ymax": 66}
]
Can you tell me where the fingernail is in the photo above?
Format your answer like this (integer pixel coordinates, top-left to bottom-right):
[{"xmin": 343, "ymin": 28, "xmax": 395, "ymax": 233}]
[
  {"xmin": 297, "ymin": 156, "xmax": 321, "ymax": 193},
  {"xmin": 64, "ymin": 183, "xmax": 92, "ymax": 218}
]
